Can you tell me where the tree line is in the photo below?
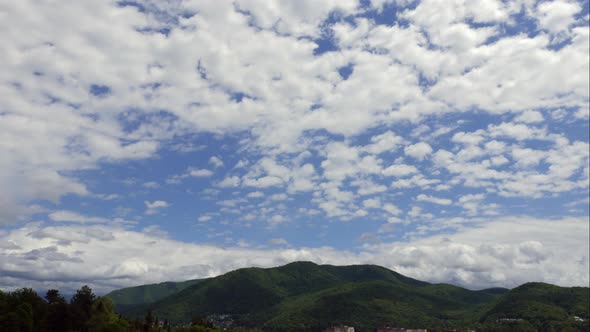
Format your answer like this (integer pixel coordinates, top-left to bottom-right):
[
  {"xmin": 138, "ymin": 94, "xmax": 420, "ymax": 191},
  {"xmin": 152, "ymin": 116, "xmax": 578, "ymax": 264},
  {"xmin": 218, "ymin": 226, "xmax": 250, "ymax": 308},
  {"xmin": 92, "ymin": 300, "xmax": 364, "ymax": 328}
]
[
  {"xmin": 1, "ymin": 286, "xmax": 130, "ymax": 332},
  {"xmin": 0, "ymin": 286, "xmax": 263, "ymax": 332}
]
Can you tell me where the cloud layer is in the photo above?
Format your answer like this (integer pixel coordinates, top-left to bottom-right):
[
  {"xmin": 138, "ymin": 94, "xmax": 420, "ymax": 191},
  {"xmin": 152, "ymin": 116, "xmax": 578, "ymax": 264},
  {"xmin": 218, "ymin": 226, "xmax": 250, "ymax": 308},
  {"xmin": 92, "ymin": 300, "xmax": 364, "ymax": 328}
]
[
  {"xmin": 0, "ymin": 216, "xmax": 587, "ymax": 294},
  {"xmin": 0, "ymin": 0, "xmax": 588, "ymax": 292}
]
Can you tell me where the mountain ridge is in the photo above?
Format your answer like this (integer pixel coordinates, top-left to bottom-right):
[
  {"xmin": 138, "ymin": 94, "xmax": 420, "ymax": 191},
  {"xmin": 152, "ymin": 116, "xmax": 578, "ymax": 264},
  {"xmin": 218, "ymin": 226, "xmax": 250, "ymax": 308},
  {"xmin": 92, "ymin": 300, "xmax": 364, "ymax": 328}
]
[{"xmin": 107, "ymin": 261, "xmax": 589, "ymax": 331}]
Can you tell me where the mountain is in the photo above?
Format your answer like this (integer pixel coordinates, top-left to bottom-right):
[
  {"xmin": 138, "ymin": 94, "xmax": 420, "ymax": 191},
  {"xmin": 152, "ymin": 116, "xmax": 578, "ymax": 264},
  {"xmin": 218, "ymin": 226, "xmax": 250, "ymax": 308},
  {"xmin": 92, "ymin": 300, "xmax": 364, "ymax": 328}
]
[
  {"xmin": 113, "ymin": 262, "xmax": 589, "ymax": 331},
  {"xmin": 105, "ymin": 278, "xmax": 204, "ymax": 311},
  {"xmin": 479, "ymin": 282, "xmax": 590, "ymax": 330}
]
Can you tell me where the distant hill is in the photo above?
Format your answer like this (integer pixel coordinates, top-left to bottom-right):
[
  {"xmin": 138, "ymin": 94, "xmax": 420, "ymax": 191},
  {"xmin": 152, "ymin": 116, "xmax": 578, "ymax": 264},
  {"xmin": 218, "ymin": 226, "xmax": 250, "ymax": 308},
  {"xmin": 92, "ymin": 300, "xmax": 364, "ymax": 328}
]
[
  {"xmin": 105, "ymin": 278, "xmax": 204, "ymax": 311},
  {"xmin": 112, "ymin": 261, "xmax": 589, "ymax": 331},
  {"xmin": 479, "ymin": 282, "xmax": 590, "ymax": 330}
]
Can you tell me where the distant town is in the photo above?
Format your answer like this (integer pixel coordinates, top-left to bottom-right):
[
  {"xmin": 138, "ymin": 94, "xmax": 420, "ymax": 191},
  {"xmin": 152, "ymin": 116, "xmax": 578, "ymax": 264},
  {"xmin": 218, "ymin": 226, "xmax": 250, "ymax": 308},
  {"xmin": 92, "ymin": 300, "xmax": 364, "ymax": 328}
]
[
  {"xmin": 374, "ymin": 328, "xmax": 427, "ymax": 332},
  {"xmin": 326, "ymin": 325, "xmax": 466, "ymax": 332}
]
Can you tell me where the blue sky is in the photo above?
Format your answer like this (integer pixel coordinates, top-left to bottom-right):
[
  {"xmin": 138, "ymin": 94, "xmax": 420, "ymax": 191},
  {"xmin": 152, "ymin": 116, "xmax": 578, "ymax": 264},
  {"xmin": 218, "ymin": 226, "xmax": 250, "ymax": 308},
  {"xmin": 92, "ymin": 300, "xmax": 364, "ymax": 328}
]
[{"xmin": 0, "ymin": 0, "xmax": 589, "ymax": 294}]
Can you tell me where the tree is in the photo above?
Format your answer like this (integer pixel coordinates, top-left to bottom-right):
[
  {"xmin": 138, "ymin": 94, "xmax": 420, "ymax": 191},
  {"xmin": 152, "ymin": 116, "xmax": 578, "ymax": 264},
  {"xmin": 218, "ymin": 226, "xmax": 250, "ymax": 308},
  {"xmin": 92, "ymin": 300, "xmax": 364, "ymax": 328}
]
[
  {"xmin": 45, "ymin": 289, "xmax": 65, "ymax": 305},
  {"xmin": 15, "ymin": 303, "xmax": 33, "ymax": 332},
  {"xmin": 10, "ymin": 288, "xmax": 47, "ymax": 331},
  {"xmin": 71, "ymin": 285, "xmax": 96, "ymax": 314},
  {"xmin": 70, "ymin": 285, "xmax": 97, "ymax": 332},
  {"xmin": 191, "ymin": 316, "xmax": 215, "ymax": 328},
  {"xmin": 87, "ymin": 297, "xmax": 129, "ymax": 332},
  {"xmin": 45, "ymin": 289, "xmax": 68, "ymax": 332}
]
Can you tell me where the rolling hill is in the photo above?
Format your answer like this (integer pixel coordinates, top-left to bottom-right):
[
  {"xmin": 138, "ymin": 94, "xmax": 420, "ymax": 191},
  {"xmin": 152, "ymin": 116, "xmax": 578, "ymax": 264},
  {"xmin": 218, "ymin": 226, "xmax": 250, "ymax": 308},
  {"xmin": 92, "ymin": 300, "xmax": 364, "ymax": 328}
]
[
  {"xmin": 105, "ymin": 278, "xmax": 204, "ymax": 311},
  {"xmin": 109, "ymin": 261, "xmax": 589, "ymax": 331}
]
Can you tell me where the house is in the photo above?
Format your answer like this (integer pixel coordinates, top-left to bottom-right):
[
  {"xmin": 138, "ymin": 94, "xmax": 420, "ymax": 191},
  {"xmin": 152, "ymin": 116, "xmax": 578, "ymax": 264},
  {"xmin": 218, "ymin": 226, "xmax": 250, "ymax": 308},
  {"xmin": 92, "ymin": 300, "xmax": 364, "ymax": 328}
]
[
  {"xmin": 325, "ymin": 325, "xmax": 355, "ymax": 332},
  {"xmin": 376, "ymin": 327, "xmax": 406, "ymax": 332},
  {"xmin": 377, "ymin": 327, "xmax": 427, "ymax": 332}
]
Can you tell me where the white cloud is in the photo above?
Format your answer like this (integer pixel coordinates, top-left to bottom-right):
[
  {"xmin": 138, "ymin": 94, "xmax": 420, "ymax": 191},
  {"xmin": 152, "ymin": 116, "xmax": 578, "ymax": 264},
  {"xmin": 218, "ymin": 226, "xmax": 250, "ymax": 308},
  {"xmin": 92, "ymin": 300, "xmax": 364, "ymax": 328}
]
[
  {"xmin": 270, "ymin": 193, "xmax": 288, "ymax": 201},
  {"xmin": 143, "ymin": 181, "xmax": 160, "ymax": 189},
  {"xmin": 0, "ymin": 0, "xmax": 586, "ymax": 225},
  {"xmin": 362, "ymin": 198, "xmax": 381, "ymax": 209},
  {"xmin": 404, "ymin": 142, "xmax": 433, "ymax": 160},
  {"xmin": 515, "ymin": 110, "xmax": 544, "ymax": 123},
  {"xmin": 1, "ymin": 216, "xmax": 585, "ymax": 293},
  {"xmin": 382, "ymin": 203, "xmax": 402, "ymax": 216},
  {"xmin": 189, "ymin": 169, "xmax": 214, "ymax": 177},
  {"xmin": 0, "ymin": 0, "xmax": 588, "ymax": 293},
  {"xmin": 247, "ymin": 191, "xmax": 265, "ymax": 198},
  {"xmin": 417, "ymin": 194, "xmax": 453, "ymax": 206},
  {"xmin": 217, "ymin": 176, "xmax": 241, "ymax": 188},
  {"xmin": 364, "ymin": 131, "xmax": 404, "ymax": 154},
  {"xmin": 382, "ymin": 164, "xmax": 418, "ymax": 177},
  {"xmin": 536, "ymin": 0, "xmax": 582, "ymax": 34},
  {"xmin": 144, "ymin": 200, "xmax": 169, "ymax": 215},
  {"xmin": 353, "ymin": 179, "xmax": 387, "ymax": 196},
  {"xmin": 269, "ymin": 238, "xmax": 289, "ymax": 246},
  {"xmin": 392, "ymin": 174, "xmax": 440, "ymax": 189},
  {"xmin": 209, "ymin": 156, "xmax": 224, "ymax": 168},
  {"xmin": 452, "ymin": 131, "xmax": 485, "ymax": 146},
  {"xmin": 49, "ymin": 211, "xmax": 109, "ymax": 223},
  {"xmin": 197, "ymin": 215, "xmax": 212, "ymax": 222},
  {"xmin": 242, "ymin": 176, "xmax": 284, "ymax": 188},
  {"xmin": 269, "ymin": 215, "xmax": 286, "ymax": 224}
]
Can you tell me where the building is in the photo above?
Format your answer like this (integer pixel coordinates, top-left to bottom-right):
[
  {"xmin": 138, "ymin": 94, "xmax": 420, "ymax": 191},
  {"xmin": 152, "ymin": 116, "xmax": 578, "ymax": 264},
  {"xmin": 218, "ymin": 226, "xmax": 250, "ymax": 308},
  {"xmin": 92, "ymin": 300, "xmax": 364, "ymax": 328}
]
[
  {"xmin": 376, "ymin": 327, "xmax": 406, "ymax": 332},
  {"xmin": 325, "ymin": 325, "xmax": 355, "ymax": 332},
  {"xmin": 377, "ymin": 328, "xmax": 427, "ymax": 332}
]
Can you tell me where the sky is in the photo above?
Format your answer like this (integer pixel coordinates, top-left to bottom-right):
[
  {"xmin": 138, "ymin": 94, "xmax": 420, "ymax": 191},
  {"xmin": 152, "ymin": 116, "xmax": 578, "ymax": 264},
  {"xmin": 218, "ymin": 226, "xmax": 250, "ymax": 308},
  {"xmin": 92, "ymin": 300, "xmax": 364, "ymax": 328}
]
[{"xmin": 0, "ymin": 0, "xmax": 589, "ymax": 295}]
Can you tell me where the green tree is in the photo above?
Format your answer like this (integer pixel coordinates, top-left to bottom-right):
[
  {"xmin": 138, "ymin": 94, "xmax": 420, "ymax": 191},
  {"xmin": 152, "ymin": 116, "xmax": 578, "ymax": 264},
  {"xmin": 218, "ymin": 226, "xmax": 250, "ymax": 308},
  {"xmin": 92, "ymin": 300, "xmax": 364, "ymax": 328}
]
[
  {"xmin": 45, "ymin": 289, "xmax": 64, "ymax": 304},
  {"xmin": 191, "ymin": 316, "xmax": 215, "ymax": 328},
  {"xmin": 15, "ymin": 303, "xmax": 33, "ymax": 332},
  {"xmin": 45, "ymin": 289, "xmax": 69, "ymax": 332},
  {"xmin": 87, "ymin": 297, "xmax": 129, "ymax": 332},
  {"xmin": 144, "ymin": 309, "xmax": 154, "ymax": 331},
  {"xmin": 9, "ymin": 288, "xmax": 47, "ymax": 331},
  {"xmin": 70, "ymin": 285, "xmax": 97, "ymax": 332},
  {"xmin": 0, "ymin": 311, "xmax": 20, "ymax": 332}
]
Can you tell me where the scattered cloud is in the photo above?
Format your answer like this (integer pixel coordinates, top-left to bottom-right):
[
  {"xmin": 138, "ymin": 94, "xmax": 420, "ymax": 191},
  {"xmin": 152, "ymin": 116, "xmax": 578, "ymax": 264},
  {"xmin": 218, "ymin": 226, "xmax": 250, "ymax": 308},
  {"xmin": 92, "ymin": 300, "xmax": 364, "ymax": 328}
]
[
  {"xmin": 0, "ymin": 216, "xmax": 586, "ymax": 294},
  {"xmin": 416, "ymin": 194, "xmax": 453, "ymax": 206},
  {"xmin": 0, "ymin": 0, "xmax": 588, "ymax": 292},
  {"xmin": 405, "ymin": 143, "xmax": 433, "ymax": 161},
  {"xmin": 209, "ymin": 156, "xmax": 224, "ymax": 168},
  {"xmin": 49, "ymin": 211, "xmax": 109, "ymax": 224},
  {"xmin": 144, "ymin": 201, "xmax": 169, "ymax": 215}
]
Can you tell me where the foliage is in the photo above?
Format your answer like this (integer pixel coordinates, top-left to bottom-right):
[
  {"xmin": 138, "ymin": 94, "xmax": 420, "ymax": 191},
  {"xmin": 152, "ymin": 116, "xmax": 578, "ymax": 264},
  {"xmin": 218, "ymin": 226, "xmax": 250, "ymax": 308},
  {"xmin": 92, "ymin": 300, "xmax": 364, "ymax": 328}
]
[
  {"xmin": 70, "ymin": 285, "xmax": 97, "ymax": 332},
  {"xmin": 87, "ymin": 297, "xmax": 129, "ymax": 332},
  {"xmin": 1, "ymin": 263, "xmax": 588, "ymax": 332},
  {"xmin": 105, "ymin": 279, "xmax": 203, "ymax": 311},
  {"xmin": 116, "ymin": 262, "xmax": 590, "ymax": 331}
]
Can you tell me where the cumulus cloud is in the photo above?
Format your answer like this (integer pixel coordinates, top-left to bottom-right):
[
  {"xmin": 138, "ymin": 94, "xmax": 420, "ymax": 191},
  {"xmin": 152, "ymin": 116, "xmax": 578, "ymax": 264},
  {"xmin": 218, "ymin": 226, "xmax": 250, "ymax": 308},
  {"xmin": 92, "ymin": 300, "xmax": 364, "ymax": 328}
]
[
  {"xmin": 0, "ymin": 216, "xmax": 586, "ymax": 294},
  {"xmin": 416, "ymin": 194, "xmax": 453, "ymax": 206},
  {"xmin": 167, "ymin": 168, "xmax": 214, "ymax": 184},
  {"xmin": 209, "ymin": 156, "xmax": 224, "ymax": 168},
  {"xmin": 269, "ymin": 238, "xmax": 289, "ymax": 246},
  {"xmin": 197, "ymin": 215, "xmax": 212, "ymax": 222},
  {"xmin": 514, "ymin": 110, "xmax": 544, "ymax": 123},
  {"xmin": 0, "ymin": 0, "xmax": 588, "ymax": 293},
  {"xmin": 217, "ymin": 176, "xmax": 241, "ymax": 188},
  {"xmin": 189, "ymin": 169, "xmax": 214, "ymax": 177},
  {"xmin": 144, "ymin": 200, "xmax": 169, "ymax": 215},
  {"xmin": 382, "ymin": 164, "xmax": 418, "ymax": 177},
  {"xmin": 535, "ymin": 0, "xmax": 582, "ymax": 34},
  {"xmin": 48, "ymin": 211, "xmax": 109, "ymax": 224},
  {"xmin": 404, "ymin": 142, "xmax": 433, "ymax": 160}
]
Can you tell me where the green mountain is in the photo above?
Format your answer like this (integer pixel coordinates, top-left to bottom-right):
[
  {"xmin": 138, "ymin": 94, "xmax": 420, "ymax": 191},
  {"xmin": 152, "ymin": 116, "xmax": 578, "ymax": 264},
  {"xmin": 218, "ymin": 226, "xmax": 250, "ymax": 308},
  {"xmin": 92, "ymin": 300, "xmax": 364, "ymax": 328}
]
[
  {"xmin": 105, "ymin": 278, "xmax": 204, "ymax": 311},
  {"xmin": 114, "ymin": 262, "xmax": 589, "ymax": 331},
  {"xmin": 479, "ymin": 282, "xmax": 590, "ymax": 330}
]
